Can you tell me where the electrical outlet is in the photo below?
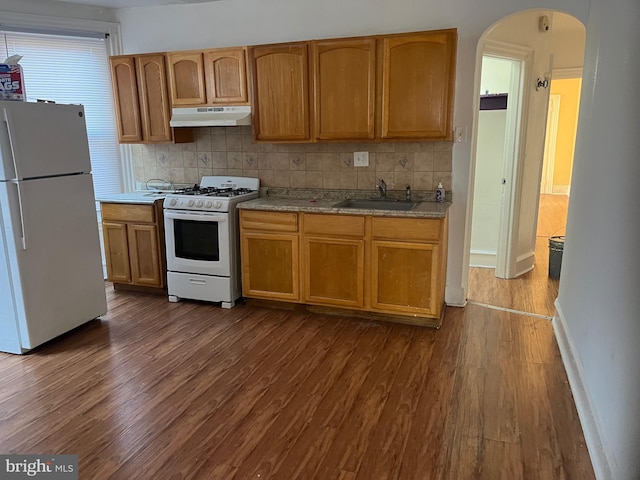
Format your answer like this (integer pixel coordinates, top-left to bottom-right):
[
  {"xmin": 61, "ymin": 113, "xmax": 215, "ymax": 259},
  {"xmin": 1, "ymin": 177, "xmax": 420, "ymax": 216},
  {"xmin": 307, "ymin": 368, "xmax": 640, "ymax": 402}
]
[{"xmin": 354, "ymin": 151, "xmax": 369, "ymax": 167}]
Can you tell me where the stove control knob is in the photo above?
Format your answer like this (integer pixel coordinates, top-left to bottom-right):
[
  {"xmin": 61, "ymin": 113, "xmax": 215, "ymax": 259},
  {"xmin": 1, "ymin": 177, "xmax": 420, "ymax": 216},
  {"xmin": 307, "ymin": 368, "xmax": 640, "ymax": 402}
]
[
  {"xmin": 188, "ymin": 200, "xmax": 195, "ymax": 207},
  {"xmin": 169, "ymin": 198, "xmax": 177, "ymax": 206},
  {"xmin": 196, "ymin": 200, "xmax": 204, "ymax": 207},
  {"xmin": 214, "ymin": 201, "xmax": 222, "ymax": 209},
  {"xmin": 205, "ymin": 201, "xmax": 213, "ymax": 209}
]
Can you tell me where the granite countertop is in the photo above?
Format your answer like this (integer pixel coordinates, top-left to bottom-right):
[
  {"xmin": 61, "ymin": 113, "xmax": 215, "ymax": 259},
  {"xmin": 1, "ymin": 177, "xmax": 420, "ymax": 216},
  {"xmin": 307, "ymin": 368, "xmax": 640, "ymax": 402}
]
[
  {"xmin": 96, "ymin": 191, "xmax": 171, "ymax": 205},
  {"xmin": 237, "ymin": 195, "xmax": 451, "ymax": 219}
]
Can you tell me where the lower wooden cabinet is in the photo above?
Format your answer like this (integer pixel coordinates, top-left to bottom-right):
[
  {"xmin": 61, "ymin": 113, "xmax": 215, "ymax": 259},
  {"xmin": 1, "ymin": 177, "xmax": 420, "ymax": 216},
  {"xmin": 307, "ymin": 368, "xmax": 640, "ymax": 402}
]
[
  {"xmin": 101, "ymin": 201, "xmax": 166, "ymax": 290},
  {"xmin": 240, "ymin": 210, "xmax": 300, "ymax": 301},
  {"xmin": 241, "ymin": 232, "xmax": 299, "ymax": 301},
  {"xmin": 371, "ymin": 240, "xmax": 438, "ymax": 316},
  {"xmin": 239, "ymin": 209, "xmax": 448, "ymax": 323}
]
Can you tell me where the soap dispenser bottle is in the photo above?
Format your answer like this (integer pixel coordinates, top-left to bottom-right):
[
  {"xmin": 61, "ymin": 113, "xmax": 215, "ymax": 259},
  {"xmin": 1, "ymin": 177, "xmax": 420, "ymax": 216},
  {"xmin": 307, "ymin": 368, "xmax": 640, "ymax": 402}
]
[{"xmin": 435, "ymin": 182, "xmax": 446, "ymax": 203}]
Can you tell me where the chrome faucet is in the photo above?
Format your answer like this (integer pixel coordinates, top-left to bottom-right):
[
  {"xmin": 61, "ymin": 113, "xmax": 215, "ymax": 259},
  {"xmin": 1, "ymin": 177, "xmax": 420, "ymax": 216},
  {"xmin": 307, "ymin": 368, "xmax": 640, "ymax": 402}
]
[
  {"xmin": 405, "ymin": 184, "xmax": 411, "ymax": 201},
  {"xmin": 377, "ymin": 179, "xmax": 387, "ymax": 198}
]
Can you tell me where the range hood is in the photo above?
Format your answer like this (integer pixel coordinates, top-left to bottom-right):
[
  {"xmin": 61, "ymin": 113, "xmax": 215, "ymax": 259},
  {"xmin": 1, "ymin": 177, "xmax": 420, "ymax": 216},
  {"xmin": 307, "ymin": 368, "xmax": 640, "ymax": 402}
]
[{"xmin": 169, "ymin": 106, "xmax": 251, "ymax": 127}]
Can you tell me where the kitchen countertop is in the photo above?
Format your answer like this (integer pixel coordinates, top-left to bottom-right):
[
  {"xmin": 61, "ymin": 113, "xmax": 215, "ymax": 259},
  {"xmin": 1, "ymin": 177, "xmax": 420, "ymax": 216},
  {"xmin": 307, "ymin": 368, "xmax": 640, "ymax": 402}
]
[
  {"xmin": 237, "ymin": 196, "xmax": 451, "ymax": 218},
  {"xmin": 96, "ymin": 191, "xmax": 170, "ymax": 205}
]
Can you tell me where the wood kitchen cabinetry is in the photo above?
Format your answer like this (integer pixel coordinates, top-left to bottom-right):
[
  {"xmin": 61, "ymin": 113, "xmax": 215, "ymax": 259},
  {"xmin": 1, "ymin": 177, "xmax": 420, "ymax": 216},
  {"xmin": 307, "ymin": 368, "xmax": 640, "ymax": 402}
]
[
  {"xmin": 380, "ymin": 30, "xmax": 457, "ymax": 140},
  {"xmin": 101, "ymin": 201, "xmax": 166, "ymax": 291},
  {"xmin": 312, "ymin": 38, "xmax": 376, "ymax": 140},
  {"xmin": 302, "ymin": 214, "xmax": 365, "ymax": 308},
  {"xmin": 370, "ymin": 216, "xmax": 447, "ymax": 318},
  {"xmin": 239, "ymin": 211, "xmax": 300, "ymax": 301},
  {"xmin": 248, "ymin": 29, "xmax": 456, "ymax": 142},
  {"xmin": 166, "ymin": 47, "xmax": 248, "ymax": 106},
  {"xmin": 248, "ymin": 42, "xmax": 311, "ymax": 142},
  {"xmin": 239, "ymin": 209, "xmax": 448, "ymax": 325},
  {"xmin": 109, "ymin": 54, "xmax": 191, "ymax": 144}
]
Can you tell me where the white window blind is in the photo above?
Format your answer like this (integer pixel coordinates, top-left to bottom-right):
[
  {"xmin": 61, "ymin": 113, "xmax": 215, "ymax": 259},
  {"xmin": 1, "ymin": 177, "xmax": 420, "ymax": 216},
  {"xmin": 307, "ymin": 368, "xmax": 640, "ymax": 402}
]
[{"xmin": 1, "ymin": 30, "xmax": 122, "ymax": 197}]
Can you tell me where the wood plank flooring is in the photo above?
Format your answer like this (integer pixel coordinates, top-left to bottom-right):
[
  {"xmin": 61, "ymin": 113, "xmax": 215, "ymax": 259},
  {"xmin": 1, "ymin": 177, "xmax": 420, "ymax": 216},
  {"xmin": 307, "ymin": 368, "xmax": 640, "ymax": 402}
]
[
  {"xmin": 468, "ymin": 194, "xmax": 569, "ymax": 317},
  {"xmin": 0, "ymin": 285, "xmax": 594, "ymax": 479}
]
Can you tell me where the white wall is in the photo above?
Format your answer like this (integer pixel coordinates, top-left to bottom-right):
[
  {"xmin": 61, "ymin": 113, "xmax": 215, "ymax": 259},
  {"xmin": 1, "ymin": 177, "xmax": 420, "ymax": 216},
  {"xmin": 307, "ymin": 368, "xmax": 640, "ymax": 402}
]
[
  {"xmin": 0, "ymin": 0, "xmax": 117, "ymax": 22},
  {"xmin": 115, "ymin": 0, "xmax": 589, "ymax": 307},
  {"xmin": 555, "ymin": 0, "xmax": 640, "ymax": 478}
]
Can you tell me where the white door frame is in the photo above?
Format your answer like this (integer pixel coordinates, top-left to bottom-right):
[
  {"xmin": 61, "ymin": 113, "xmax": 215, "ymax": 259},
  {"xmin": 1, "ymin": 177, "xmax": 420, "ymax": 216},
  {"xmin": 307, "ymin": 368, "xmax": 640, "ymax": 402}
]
[
  {"xmin": 541, "ymin": 94, "xmax": 561, "ymax": 194},
  {"xmin": 481, "ymin": 40, "xmax": 534, "ymax": 279}
]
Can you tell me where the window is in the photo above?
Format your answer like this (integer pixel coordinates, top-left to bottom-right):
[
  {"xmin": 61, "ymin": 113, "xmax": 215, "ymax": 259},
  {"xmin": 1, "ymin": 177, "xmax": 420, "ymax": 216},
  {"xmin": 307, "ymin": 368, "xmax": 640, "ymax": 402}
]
[{"xmin": 1, "ymin": 30, "xmax": 122, "ymax": 197}]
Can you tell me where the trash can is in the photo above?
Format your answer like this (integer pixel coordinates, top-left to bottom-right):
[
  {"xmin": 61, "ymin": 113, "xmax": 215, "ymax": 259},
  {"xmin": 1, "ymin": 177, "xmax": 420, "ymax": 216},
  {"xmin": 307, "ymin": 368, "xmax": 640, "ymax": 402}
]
[{"xmin": 548, "ymin": 236, "xmax": 565, "ymax": 279}]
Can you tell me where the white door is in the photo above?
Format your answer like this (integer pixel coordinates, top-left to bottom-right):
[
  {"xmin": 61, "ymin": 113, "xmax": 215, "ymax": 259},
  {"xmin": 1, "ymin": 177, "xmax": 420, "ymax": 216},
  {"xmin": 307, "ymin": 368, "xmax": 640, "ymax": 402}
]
[
  {"xmin": 0, "ymin": 173, "xmax": 106, "ymax": 351},
  {"xmin": 541, "ymin": 94, "xmax": 561, "ymax": 194},
  {"xmin": 0, "ymin": 101, "xmax": 91, "ymax": 180}
]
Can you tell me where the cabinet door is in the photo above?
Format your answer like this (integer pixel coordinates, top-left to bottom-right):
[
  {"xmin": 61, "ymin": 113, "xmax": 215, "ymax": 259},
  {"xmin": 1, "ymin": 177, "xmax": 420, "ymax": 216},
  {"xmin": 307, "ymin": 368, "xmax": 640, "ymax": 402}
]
[
  {"xmin": 167, "ymin": 52, "xmax": 206, "ymax": 105},
  {"xmin": 103, "ymin": 221, "xmax": 131, "ymax": 284},
  {"xmin": 136, "ymin": 54, "xmax": 173, "ymax": 142},
  {"xmin": 312, "ymin": 38, "xmax": 376, "ymax": 140},
  {"xmin": 380, "ymin": 30, "xmax": 457, "ymax": 140},
  {"xmin": 241, "ymin": 233, "xmax": 299, "ymax": 301},
  {"xmin": 249, "ymin": 43, "xmax": 311, "ymax": 142},
  {"xmin": 371, "ymin": 240, "xmax": 439, "ymax": 317},
  {"xmin": 110, "ymin": 57, "xmax": 143, "ymax": 143},
  {"xmin": 204, "ymin": 48, "xmax": 248, "ymax": 104},
  {"xmin": 128, "ymin": 224, "xmax": 163, "ymax": 287},
  {"xmin": 303, "ymin": 237, "xmax": 364, "ymax": 308}
]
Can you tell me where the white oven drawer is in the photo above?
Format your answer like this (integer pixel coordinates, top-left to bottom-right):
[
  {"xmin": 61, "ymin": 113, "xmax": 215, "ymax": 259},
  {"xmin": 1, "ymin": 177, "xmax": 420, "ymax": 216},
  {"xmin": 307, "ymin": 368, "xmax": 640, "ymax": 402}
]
[{"xmin": 167, "ymin": 271, "xmax": 236, "ymax": 303}]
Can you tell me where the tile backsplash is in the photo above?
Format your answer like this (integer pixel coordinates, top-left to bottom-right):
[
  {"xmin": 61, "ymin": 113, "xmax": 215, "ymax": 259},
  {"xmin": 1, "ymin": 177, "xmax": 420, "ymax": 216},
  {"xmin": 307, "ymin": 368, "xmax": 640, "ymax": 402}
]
[{"xmin": 132, "ymin": 126, "xmax": 452, "ymax": 192}]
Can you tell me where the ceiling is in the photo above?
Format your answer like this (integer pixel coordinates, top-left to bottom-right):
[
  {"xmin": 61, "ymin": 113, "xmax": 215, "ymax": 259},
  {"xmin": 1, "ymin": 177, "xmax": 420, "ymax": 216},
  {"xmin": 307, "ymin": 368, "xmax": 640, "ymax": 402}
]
[{"xmin": 51, "ymin": 0, "xmax": 219, "ymax": 8}]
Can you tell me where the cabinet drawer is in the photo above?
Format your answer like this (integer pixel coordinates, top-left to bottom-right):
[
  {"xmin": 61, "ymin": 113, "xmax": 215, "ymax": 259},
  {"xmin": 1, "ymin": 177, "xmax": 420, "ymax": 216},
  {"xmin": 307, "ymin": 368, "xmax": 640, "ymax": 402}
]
[
  {"xmin": 240, "ymin": 210, "xmax": 298, "ymax": 232},
  {"xmin": 303, "ymin": 213, "xmax": 365, "ymax": 237},
  {"xmin": 371, "ymin": 217, "xmax": 441, "ymax": 242},
  {"xmin": 101, "ymin": 203, "xmax": 155, "ymax": 223}
]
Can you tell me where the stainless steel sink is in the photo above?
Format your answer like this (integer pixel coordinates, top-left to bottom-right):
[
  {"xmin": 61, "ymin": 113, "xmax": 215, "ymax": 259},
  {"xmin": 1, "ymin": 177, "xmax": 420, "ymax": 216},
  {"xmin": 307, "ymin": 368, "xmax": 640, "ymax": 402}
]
[{"xmin": 332, "ymin": 198, "xmax": 417, "ymax": 211}]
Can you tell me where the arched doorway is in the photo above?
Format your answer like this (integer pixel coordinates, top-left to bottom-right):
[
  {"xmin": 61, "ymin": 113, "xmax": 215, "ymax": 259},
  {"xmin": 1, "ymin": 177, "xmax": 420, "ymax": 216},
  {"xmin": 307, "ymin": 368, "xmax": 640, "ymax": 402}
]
[{"xmin": 465, "ymin": 10, "xmax": 586, "ymax": 317}]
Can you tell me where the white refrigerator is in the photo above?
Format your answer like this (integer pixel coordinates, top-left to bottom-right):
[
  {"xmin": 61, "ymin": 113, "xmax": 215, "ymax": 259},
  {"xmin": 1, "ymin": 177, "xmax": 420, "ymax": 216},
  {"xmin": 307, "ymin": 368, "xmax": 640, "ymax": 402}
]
[{"xmin": 0, "ymin": 101, "xmax": 107, "ymax": 354}]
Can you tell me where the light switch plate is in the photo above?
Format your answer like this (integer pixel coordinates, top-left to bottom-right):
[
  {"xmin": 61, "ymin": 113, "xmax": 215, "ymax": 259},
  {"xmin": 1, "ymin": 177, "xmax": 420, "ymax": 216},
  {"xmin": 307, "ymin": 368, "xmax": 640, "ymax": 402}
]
[
  {"xmin": 454, "ymin": 126, "xmax": 467, "ymax": 143},
  {"xmin": 354, "ymin": 151, "xmax": 369, "ymax": 167}
]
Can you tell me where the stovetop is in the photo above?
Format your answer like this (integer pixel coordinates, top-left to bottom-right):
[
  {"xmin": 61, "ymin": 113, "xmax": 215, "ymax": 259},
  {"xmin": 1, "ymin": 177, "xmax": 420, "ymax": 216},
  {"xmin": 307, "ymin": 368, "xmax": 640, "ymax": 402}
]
[
  {"xmin": 173, "ymin": 185, "xmax": 256, "ymax": 197},
  {"xmin": 164, "ymin": 176, "xmax": 260, "ymax": 213}
]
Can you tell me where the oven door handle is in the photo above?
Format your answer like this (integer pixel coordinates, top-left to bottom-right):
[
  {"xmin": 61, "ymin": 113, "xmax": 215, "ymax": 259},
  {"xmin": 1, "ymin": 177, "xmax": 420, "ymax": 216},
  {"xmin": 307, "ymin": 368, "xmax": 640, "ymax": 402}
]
[{"xmin": 164, "ymin": 210, "xmax": 227, "ymax": 222}]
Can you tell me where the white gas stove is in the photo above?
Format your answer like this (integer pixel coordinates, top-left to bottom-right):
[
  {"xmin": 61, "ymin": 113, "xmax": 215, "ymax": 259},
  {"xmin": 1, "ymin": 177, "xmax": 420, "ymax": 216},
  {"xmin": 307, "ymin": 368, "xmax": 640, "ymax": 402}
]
[
  {"xmin": 163, "ymin": 176, "xmax": 259, "ymax": 308},
  {"xmin": 163, "ymin": 176, "xmax": 260, "ymax": 212}
]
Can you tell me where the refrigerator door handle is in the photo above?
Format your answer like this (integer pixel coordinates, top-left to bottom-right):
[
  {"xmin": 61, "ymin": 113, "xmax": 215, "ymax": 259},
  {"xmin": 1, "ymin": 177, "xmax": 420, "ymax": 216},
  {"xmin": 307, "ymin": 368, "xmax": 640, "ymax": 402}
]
[
  {"xmin": 10, "ymin": 180, "xmax": 27, "ymax": 250},
  {"xmin": 2, "ymin": 108, "xmax": 21, "ymax": 180}
]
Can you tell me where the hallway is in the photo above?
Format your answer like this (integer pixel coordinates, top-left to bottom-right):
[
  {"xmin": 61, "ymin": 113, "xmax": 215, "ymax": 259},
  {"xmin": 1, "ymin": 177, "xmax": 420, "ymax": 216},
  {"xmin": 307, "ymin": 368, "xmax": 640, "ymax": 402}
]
[{"xmin": 468, "ymin": 194, "xmax": 569, "ymax": 317}]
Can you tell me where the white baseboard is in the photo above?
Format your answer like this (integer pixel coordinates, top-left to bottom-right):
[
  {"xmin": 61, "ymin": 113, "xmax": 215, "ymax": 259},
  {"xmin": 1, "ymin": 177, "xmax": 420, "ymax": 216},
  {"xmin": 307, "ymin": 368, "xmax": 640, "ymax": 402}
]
[
  {"xmin": 552, "ymin": 185, "xmax": 571, "ymax": 195},
  {"xmin": 553, "ymin": 300, "xmax": 618, "ymax": 480},
  {"xmin": 445, "ymin": 285, "xmax": 466, "ymax": 307},
  {"xmin": 515, "ymin": 251, "xmax": 535, "ymax": 277},
  {"xmin": 469, "ymin": 249, "xmax": 497, "ymax": 268}
]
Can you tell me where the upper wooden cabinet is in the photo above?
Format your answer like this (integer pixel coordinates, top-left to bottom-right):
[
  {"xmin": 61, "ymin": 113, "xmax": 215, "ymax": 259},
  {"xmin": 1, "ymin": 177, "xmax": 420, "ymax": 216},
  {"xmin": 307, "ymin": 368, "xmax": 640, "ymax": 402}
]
[
  {"xmin": 248, "ymin": 42, "xmax": 311, "ymax": 142},
  {"xmin": 248, "ymin": 29, "xmax": 456, "ymax": 142},
  {"xmin": 380, "ymin": 30, "xmax": 457, "ymax": 140},
  {"xmin": 166, "ymin": 52, "xmax": 206, "ymax": 105},
  {"xmin": 204, "ymin": 48, "xmax": 248, "ymax": 104},
  {"xmin": 167, "ymin": 47, "xmax": 248, "ymax": 106},
  {"xmin": 110, "ymin": 54, "xmax": 176, "ymax": 143},
  {"xmin": 110, "ymin": 56, "xmax": 143, "ymax": 142},
  {"xmin": 136, "ymin": 54, "xmax": 173, "ymax": 142},
  {"xmin": 312, "ymin": 38, "xmax": 376, "ymax": 140}
]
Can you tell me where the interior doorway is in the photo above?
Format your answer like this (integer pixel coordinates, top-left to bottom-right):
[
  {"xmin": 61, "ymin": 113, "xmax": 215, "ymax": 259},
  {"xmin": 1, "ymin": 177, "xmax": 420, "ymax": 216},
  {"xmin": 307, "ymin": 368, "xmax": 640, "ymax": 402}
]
[{"xmin": 465, "ymin": 10, "xmax": 586, "ymax": 315}]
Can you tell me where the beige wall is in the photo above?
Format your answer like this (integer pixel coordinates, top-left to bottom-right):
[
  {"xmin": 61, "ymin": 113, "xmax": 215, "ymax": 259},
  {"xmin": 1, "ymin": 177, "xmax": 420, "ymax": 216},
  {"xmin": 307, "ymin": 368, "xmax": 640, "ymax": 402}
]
[{"xmin": 132, "ymin": 128, "xmax": 453, "ymax": 192}]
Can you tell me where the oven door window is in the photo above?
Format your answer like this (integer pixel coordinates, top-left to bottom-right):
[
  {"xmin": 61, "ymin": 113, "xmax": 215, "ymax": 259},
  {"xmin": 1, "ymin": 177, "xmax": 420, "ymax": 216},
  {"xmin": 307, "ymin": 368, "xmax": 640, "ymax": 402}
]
[{"xmin": 173, "ymin": 219, "xmax": 220, "ymax": 261}]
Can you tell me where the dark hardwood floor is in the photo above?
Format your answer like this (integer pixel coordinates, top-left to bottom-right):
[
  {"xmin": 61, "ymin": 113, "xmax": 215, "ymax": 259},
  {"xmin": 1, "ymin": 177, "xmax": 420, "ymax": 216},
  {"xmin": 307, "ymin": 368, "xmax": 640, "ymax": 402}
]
[{"xmin": 0, "ymin": 284, "xmax": 594, "ymax": 479}]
